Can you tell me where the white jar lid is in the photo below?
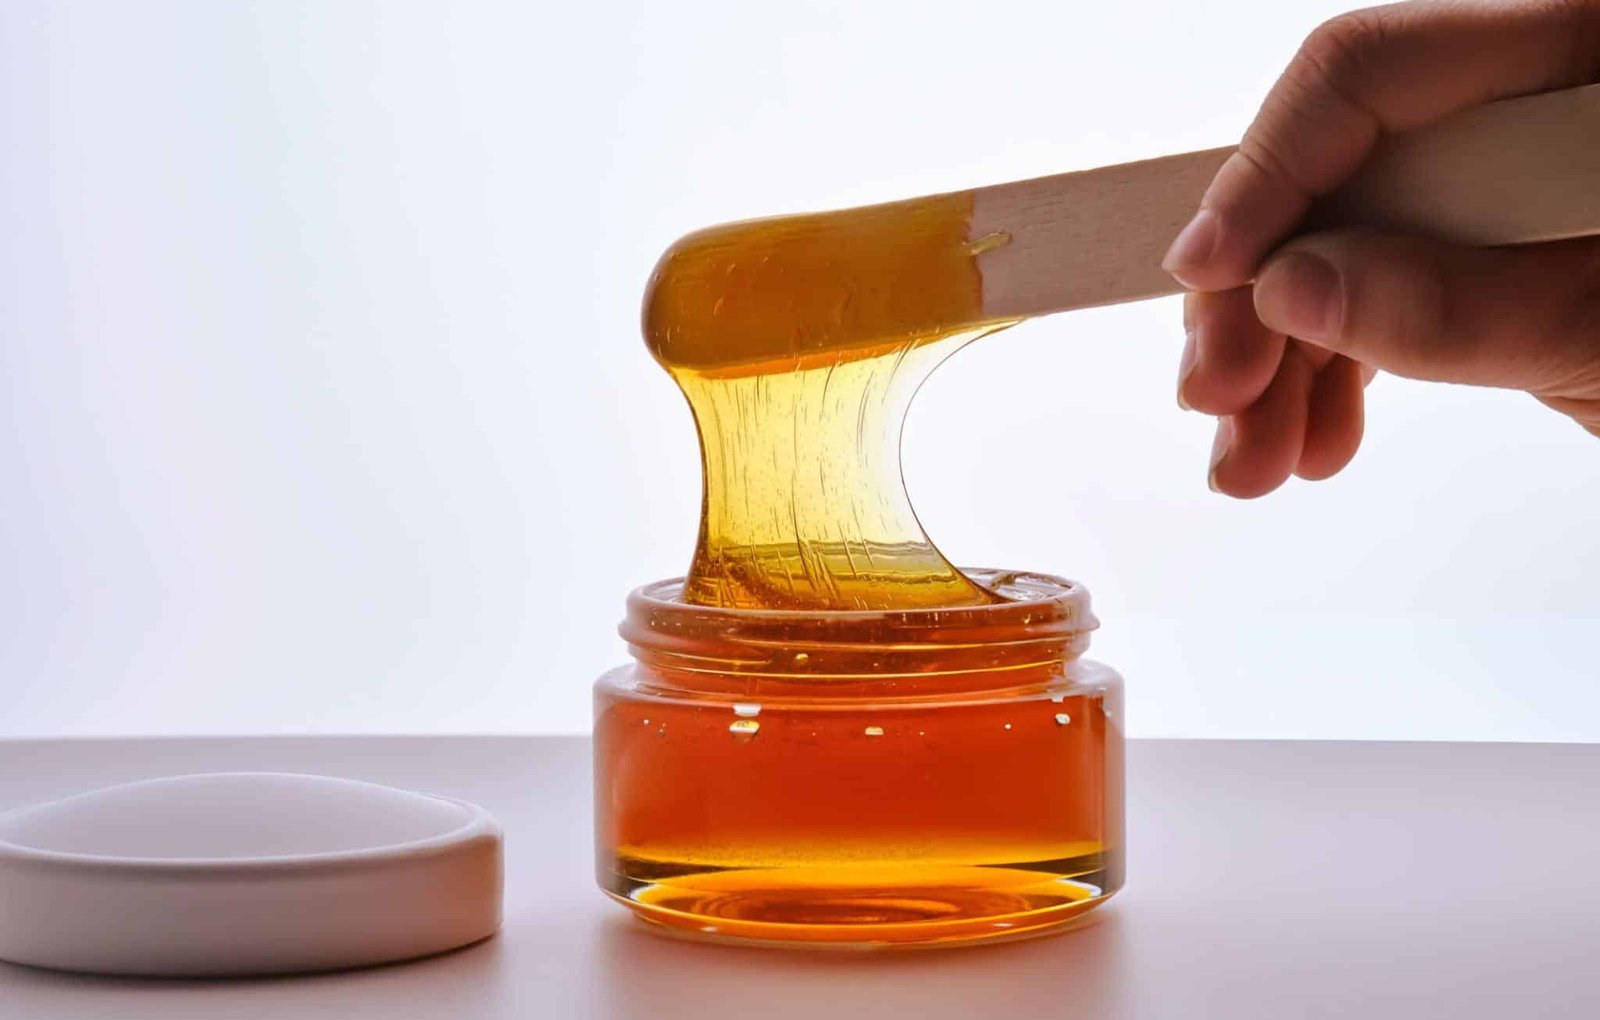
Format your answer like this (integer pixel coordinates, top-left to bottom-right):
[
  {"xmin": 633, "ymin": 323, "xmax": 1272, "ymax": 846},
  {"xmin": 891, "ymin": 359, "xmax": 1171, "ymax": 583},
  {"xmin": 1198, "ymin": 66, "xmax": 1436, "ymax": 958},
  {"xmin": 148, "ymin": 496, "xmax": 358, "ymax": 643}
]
[{"xmin": 0, "ymin": 772, "xmax": 502, "ymax": 976}]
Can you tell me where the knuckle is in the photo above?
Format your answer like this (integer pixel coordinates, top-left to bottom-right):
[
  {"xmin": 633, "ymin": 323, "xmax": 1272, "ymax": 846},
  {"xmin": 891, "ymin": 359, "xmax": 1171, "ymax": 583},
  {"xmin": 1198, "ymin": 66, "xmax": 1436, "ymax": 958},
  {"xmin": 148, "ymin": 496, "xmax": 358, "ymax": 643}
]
[
  {"xmin": 1243, "ymin": 6, "xmax": 1396, "ymax": 197},
  {"xmin": 1296, "ymin": 8, "xmax": 1392, "ymax": 101},
  {"xmin": 1231, "ymin": 135, "xmax": 1307, "ymax": 199}
]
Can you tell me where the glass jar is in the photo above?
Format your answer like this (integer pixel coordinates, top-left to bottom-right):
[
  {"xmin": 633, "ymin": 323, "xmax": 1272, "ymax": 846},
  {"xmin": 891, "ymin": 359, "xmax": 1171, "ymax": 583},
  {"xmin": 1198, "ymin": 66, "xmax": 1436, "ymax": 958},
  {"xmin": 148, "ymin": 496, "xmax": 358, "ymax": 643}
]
[{"xmin": 592, "ymin": 568, "xmax": 1123, "ymax": 948}]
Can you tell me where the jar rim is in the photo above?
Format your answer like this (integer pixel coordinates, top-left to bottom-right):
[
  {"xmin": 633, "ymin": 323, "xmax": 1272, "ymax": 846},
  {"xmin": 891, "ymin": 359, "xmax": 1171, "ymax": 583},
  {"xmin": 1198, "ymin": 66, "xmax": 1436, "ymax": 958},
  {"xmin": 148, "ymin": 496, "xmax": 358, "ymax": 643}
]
[
  {"xmin": 619, "ymin": 569, "xmax": 1095, "ymax": 680},
  {"xmin": 629, "ymin": 567, "xmax": 1087, "ymax": 621}
]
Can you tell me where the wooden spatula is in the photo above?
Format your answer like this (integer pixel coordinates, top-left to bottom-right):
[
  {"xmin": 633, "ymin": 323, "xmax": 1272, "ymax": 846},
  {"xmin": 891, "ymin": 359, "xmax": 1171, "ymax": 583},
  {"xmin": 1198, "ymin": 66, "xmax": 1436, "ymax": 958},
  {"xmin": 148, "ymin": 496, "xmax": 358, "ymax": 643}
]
[
  {"xmin": 645, "ymin": 84, "xmax": 1600, "ymax": 373},
  {"xmin": 975, "ymin": 82, "xmax": 1600, "ymax": 321}
]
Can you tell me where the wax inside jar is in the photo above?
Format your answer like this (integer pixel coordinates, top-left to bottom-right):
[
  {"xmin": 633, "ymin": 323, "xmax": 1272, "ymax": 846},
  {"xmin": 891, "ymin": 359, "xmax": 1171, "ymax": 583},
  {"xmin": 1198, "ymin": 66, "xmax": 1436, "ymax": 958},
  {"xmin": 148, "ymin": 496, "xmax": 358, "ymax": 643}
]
[{"xmin": 594, "ymin": 572, "xmax": 1124, "ymax": 947}]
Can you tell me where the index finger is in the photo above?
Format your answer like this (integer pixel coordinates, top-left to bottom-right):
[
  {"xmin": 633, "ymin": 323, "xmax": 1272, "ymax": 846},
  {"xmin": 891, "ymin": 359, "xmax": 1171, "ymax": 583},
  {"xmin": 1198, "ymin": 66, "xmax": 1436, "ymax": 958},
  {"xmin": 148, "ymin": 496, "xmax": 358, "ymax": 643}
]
[{"xmin": 1162, "ymin": 0, "xmax": 1600, "ymax": 292}]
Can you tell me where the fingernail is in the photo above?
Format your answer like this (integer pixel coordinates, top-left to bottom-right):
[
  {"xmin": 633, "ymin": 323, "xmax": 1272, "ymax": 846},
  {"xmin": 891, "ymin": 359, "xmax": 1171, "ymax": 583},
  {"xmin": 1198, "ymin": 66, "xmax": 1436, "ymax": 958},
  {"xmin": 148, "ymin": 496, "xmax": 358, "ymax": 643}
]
[
  {"xmin": 1207, "ymin": 419, "xmax": 1232, "ymax": 493},
  {"xmin": 1162, "ymin": 208, "xmax": 1219, "ymax": 286},
  {"xmin": 1256, "ymin": 250, "xmax": 1342, "ymax": 340},
  {"xmin": 1177, "ymin": 328, "xmax": 1197, "ymax": 411}
]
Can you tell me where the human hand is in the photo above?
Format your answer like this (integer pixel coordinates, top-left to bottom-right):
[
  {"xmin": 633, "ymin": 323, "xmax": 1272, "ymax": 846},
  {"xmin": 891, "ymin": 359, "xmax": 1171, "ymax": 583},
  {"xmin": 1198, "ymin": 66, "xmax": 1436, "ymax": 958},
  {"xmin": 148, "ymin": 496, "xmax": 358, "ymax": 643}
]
[{"xmin": 1163, "ymin": 0, "xmax": 1600, "ymax": 498}]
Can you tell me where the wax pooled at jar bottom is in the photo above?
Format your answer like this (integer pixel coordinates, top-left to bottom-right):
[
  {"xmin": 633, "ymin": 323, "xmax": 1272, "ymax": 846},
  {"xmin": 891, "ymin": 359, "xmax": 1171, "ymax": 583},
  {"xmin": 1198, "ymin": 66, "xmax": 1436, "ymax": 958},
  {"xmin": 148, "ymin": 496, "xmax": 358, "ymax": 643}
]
[{"xmin": 593, "ymin": 572, "xmax": 1124, "ymax": 948}]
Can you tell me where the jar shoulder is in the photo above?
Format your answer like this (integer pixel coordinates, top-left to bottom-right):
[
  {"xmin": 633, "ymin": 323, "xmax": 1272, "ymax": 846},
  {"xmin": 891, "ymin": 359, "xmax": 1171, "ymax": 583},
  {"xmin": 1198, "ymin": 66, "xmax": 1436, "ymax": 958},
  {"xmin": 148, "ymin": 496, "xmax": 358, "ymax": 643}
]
[
  {"xmin": 595, "ymin": 656, "xmax": 1123, "ymax": 705},
  {"xmin": 1065, "ymin": 658, "xmax": 1124, "ymax": 692}
]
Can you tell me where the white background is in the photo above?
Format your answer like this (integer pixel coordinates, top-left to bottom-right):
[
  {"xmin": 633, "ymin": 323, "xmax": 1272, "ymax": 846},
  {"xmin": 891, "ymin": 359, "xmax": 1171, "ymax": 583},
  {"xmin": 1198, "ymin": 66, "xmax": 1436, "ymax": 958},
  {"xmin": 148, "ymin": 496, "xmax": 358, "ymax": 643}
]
[{"xmin": 2, "ymin": 0, "xmax": 1596, "ymax": 741}]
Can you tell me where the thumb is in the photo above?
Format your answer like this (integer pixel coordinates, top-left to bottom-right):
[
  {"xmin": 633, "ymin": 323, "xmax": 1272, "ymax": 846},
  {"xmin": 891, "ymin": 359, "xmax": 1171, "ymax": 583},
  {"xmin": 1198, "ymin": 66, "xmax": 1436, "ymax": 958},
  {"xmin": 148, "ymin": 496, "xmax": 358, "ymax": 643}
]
[{"xmin": 1252, "ymin": 229, "xmax": 1600, "ymax": 396}]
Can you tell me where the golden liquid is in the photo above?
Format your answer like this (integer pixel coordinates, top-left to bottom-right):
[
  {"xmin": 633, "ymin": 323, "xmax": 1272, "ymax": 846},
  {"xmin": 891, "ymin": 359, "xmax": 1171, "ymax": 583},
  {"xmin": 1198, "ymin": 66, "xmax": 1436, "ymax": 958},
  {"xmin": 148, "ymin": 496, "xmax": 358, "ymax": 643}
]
[
  {"xmin": 595, "ymin": 658, "xmax": 1123, "ymax": 947},
  {"xmin": 643, "ymin": 191, "xmax": 1014, "ymax": 609}
]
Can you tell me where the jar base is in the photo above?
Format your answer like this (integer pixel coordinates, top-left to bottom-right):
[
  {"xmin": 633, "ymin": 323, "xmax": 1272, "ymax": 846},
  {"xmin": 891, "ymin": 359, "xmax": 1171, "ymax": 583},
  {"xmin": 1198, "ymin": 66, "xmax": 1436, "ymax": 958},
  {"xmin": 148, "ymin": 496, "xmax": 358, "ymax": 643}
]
[{"xmin": 602, "ymin": 856, "xmax": 1121, "ymax": 949}]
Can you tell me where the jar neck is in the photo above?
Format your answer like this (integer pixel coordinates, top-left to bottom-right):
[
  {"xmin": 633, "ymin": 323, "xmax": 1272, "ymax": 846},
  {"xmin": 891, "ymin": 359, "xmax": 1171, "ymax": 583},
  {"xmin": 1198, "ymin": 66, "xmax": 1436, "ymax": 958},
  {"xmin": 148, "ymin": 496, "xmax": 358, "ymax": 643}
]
[{"xmin": 620, "ymin": 569, "xmax": 1094, "ymax": 694}]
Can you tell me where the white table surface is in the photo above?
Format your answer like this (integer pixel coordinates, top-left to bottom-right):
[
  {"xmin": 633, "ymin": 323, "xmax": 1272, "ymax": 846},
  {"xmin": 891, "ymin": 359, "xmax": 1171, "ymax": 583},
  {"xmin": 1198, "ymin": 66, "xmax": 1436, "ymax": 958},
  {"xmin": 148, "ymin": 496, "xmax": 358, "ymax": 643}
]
[{"xmin": 0, "ymin": 736, "xmax": 1595, "ymax": 1019}]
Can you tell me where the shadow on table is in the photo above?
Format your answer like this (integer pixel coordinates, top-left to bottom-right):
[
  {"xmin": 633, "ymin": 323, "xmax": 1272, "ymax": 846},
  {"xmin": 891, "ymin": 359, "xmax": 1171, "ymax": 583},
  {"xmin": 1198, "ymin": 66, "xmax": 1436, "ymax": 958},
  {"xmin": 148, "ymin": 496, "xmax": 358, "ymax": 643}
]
[
  {"xmin": 590, "ymin": 906, "xmax": 1132, "ymax": 1020},
  {"xmin": 0, "ymin": 907, "xmax": 1132, "ymax": 1018},
  {"xmin": 0, "ymin": 936, "xmax": 513, "ymax": 1018}
]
